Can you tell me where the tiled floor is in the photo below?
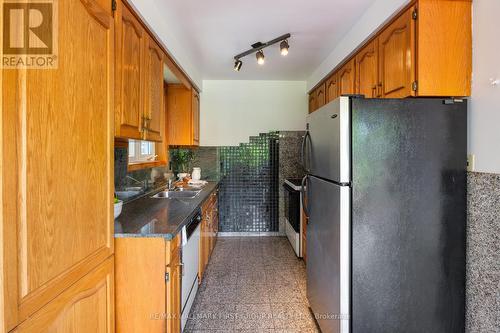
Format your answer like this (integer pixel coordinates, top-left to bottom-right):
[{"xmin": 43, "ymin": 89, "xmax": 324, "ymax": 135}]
[{"xmin": 184, "ymin": 236, "xmax": 319, "ymax": 333}]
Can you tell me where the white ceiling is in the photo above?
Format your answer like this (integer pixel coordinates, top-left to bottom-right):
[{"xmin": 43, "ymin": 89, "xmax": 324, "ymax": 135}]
[{"xmin": 162, "ymin": 0, "xmax": 377, "ymax": 81}]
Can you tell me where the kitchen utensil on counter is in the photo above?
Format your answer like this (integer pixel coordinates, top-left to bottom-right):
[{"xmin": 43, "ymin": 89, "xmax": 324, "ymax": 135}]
[
  {"xmin": 178, "ymin": 173, "xmax": 189, "ymax": 180},
  {"xmin": 192, "ymin": 167, "xmax": 201, "ymax": 180}
]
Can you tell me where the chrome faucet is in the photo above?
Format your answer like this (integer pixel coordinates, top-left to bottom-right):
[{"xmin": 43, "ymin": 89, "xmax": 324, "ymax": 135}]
[{"xmin": 168, "ymin": 177, "xmax": 175, "ymax": 191}]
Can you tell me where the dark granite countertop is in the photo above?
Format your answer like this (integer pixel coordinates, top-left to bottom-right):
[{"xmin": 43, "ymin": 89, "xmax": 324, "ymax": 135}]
[{"xmin": 114, "ymin": 181, "xmax": 219, "ymax": 240}]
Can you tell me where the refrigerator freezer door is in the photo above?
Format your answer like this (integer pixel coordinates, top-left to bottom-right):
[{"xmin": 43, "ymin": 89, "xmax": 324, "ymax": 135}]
[
  {"xmin": 306, "ymin": 97, "xmax": 350, "ymax": 183},
  {"xmin": 306, "ymin": 176, "xmax": 350, "ymax": 333}
]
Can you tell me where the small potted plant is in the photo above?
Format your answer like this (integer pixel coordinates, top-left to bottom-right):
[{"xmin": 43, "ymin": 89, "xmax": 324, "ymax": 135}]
[{"xmin": 171, "ymin": 148, "xmax": 194, "ymax": 177}]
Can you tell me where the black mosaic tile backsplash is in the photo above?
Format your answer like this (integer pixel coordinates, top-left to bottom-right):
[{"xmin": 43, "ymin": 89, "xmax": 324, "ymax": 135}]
[{"xmin": 219, "ymin": 133, "xmax": 280, "ymax": 232}]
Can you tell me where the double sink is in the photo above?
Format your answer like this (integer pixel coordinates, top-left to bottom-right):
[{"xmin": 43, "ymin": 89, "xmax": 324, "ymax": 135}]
[{"xmin": 152, "ymin": 187, "xmax": 201, "ymax": 199}]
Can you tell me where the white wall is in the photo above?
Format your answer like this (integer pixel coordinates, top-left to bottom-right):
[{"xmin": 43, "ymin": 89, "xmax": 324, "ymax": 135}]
[
  {"xmin": 469, "ymin": 0, "xmax": 500, "ymax": 174},
  {"xmin": 200, "ymin": 81, "xmax": 307, "ymax": 146},
  {"xmin": 128, "ymin": 0, "xmax": 202, "ymax": 88},
  {"xmin": 307, "ymin": 0, "xmax": 410, "ymax": 90}
]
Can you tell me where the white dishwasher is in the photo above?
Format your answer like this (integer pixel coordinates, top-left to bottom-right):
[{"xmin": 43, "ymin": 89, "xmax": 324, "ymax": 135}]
[{"xmin": 180, "ymin": 211, "xmax": 201, "ymax": 331}]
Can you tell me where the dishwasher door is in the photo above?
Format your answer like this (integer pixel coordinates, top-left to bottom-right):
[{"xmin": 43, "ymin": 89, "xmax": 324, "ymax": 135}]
[{"xmin": 181, "ymin": 223, "xmax": 200, "ymax": 330}]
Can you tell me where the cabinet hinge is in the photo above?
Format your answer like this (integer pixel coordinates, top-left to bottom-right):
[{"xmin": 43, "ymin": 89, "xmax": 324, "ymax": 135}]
[
  {"xmin": 165, "ymin": 272, "xmax": 170, "ymax": 283},
  {"xmin": 111, "ymin": 0, "xmax": 117, "ymax": 12},
  {"xmin": 412, "ymin": 81, "xmax": 418, "ymax": 92},
  {"xmin": 412, "ymin": 9, "xmax": 418, "ymax": 20}
]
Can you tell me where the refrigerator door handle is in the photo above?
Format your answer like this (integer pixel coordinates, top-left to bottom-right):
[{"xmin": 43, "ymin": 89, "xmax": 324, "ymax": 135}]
[
  {"xmin": 301, "ymin": 130, "xmax": 311, "ymax": 173},
  {"xmin": 301, "ymin": 175, "xmax": 309, "ymax": 218}
]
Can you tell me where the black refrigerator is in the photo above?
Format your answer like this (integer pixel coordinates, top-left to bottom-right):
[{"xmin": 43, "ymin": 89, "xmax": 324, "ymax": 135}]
[{"xmin": 301, "ymin": 96, "xmax": 467, "ymax": 333}]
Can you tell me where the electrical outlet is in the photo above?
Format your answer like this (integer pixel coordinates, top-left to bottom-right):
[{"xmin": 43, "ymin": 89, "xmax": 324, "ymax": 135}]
[{"xmin": 467, "ymin": 154, "xmax": 475, "ymax": 172}]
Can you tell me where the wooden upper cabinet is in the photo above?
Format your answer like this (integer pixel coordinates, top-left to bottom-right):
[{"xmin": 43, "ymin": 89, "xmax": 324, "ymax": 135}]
[
  {"xmin": 379, "ymin": 6, "xmax": 415, "ymax": 98},
  {"xmin": 1, "ymin": 0, "xmax": 114, "ymax": 330},
  {"xmin": 308, "ymin": 92, "xmax": 317, "ymax": 113},
  {"xmin": 326, "ymin": 72, "xmax": 339, "ymax": 103},
  {"xmin": 308, "ymin": 0, "xmax": 471, "ymax": 101},
  {"xmin": 166, "ymin": 84, "xmax": 200, "ymax": 146},
  {"xmin": 144, "ymin": 36, "xmax": 165, "ymax": 142},
  {"xmin": 192, "ymin": 90, "xmax": 200, "ymax": 145},
  {"xmin": 338, "ymin": 58, "xmax": 356, "ymax": 95},
  {"xmin": 115, "ymin": 1, "xmax": 144, "ymax": 139},
  {"xmin": 316, "ymin": 83, "xmax": 326, "ymax": 110},
  {"xmin": 356, "ymin": 39, "xmax": 380, "ymax": 98},
  {"xmin": 416, "ymin": 0, "xmax": 471, "ymax": 96}
]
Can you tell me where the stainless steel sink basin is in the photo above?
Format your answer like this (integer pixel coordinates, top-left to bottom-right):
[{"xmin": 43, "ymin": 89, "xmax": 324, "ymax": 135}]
[{"xmin": 152, "ymin": 189, "xmax": 201, "ymax": 199}]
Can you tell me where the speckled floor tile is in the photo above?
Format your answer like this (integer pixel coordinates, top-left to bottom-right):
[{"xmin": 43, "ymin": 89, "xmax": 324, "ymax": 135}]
[
  {"xmin": 192, "ymin": 303, "xmax": 236, "ymax": 330},
  {"xmin": 266, "ymin": 282, "xmax": 306, "ymax": 304},
  {"xmin": 205, "ymin": 270, "xmax": 238, "ymax": 287},
  {"xmin": 272, "ymin": 303, "xmax": 317, "ymax": 330},
  {"xmin": 187, "ymin": 237, "xmax": 314, "ymax": 332},
  {"xmin": 198, "ymin": 285, "xmax": 238, "ymax": 304},
  {"xmin": 264, "ymin": 268, "xmax": 299, "ymax": 285},
  {"xmin": 234, "ymin": 303, "xmax": 274, "ymax": 329},
  {"xmin": 237, "ymin": 270, "xmax": 262, "ymax": 286},
  {"xmin": 236, "ymin": 283, "xmax": 270, "ymax": 304}
]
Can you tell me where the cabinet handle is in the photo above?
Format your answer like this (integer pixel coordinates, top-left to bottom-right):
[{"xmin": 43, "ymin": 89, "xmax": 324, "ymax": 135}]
[
  {"xmin": 377, "ymin": 83, "xmax": 383, "ymax": 97},
  {"xmin": 372, "ymin": 85, "xmax": 377, "ymax": 98}
]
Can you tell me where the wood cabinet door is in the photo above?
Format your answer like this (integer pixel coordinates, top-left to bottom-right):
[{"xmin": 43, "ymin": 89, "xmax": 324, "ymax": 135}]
[
  {"xmin": 326, "ymin": 72, "xmax": 339, "ymax": 103},
  {"xmin": 338, "ymin": 58, "xmax": 356, "ymax": 95},
  {"xmin": 115, "ymin": 1, "xmax": 144, "ymax": 139},
  {"xmin": 356, "ymin": 39, "xmax": 380, "ymax": 98},
  {"xmin": 144, "ymin": 36, "xmax": 164, "ymax": 142},
  {"xmin": 166, "ymin": 84, "xmax": 193, "ymax": 145},
  {"xmin": 316, "ymin": 83, "xmax": 326, "ymax": 110},
  {"xmin": 12, "ymin": 258, "xmax": 115, "ymax": 333},
  {"xmin": 1, "ymin": 0, "xmax": 114, "ymax": 329},
  {"xmin": 192, "ymin": 90, "xmax": 200, "ymax": 146},
  {"xmin": 308, "ymin": 92, "xmax": 317, "ymax": 113},
  {"xmin": 166, "ymin": 248, "xmax": 181, "ymax": 333},
  {"xmin": 379, "ymin": 6, "xmax": 416, "ymax": 98}
]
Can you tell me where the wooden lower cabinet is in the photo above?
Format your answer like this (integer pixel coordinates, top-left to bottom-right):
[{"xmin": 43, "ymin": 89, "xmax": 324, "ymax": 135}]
[
  {"xmin": 12, "ymin": 257, "xmax": 115, "ymax": 333},
  {"xmin": 166, "ymin": 242, "xmax": 182, "ymax": 333},
  {"xmin": 115, "ymin": 236, "xmax": 181, "ymax": 333},
  {"xmin": 199, "ymin": 190, "xmax": 219, "ymax": 282}
]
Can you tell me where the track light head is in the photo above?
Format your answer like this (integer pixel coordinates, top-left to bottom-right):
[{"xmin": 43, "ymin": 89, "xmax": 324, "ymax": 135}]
[
  {"xmin": 280, "ymin": 39, "xmax": 289, "ymax": 56},
  {"xmin": 234, "ymin": 59, "xmax": 242, "ymax": 71},
  {"xmin": 232, "ymin": 33, "xmax": 290, "ymax": 71},
  {"xmin": 256, "ymin": 50, "xmax": 265, "ymax": 65}
]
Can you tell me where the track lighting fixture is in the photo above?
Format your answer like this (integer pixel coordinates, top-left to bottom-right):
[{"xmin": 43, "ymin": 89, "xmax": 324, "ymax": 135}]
[
  {"xmin": 280, "ymin": 39, "xmax": 289, "ymax": 56},
  {"xmin": 234, "ymin": 59, "xmax": 242, "ymax": 71},
  {"xmin": 232, "ymin": 33, "xmax": 290, "ymax": 71},
  {"xmin": 256, "ymin": 50, "xmax": 265, "ymax": 65}
]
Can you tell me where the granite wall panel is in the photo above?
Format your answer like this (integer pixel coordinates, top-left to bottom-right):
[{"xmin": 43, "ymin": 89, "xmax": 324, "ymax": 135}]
[{"xmin": 466, "ymin": 171, "xmax": 500, "ymax": 333}]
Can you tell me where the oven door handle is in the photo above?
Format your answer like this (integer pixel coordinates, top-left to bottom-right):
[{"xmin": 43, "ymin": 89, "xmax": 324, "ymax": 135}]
[{"xmin": 301, "ymin": 175, "xmax": 309, "ymax": 218}]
